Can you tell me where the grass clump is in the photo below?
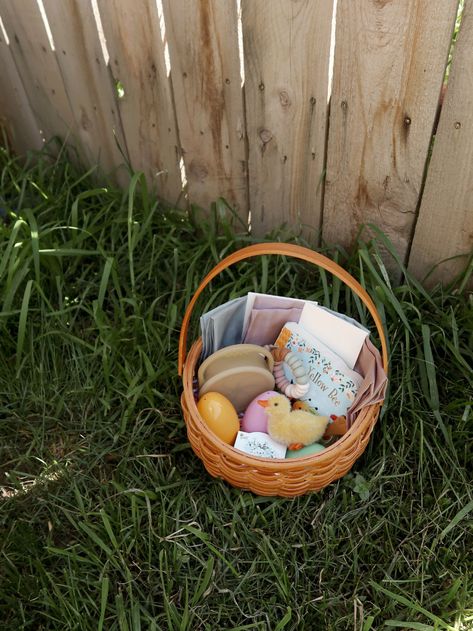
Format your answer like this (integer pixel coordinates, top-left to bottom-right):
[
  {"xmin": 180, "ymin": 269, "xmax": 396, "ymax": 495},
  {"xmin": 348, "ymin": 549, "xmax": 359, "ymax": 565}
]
[{"xmin": 0, "ymin": 145, "xmax": 472, "ymax": 630}]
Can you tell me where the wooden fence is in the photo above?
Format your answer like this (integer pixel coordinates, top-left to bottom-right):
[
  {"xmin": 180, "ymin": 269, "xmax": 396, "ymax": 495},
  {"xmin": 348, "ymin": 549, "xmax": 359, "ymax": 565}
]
[{"xmin": 1, "ymin": 0, "xmax": 472, "ymax": 286}]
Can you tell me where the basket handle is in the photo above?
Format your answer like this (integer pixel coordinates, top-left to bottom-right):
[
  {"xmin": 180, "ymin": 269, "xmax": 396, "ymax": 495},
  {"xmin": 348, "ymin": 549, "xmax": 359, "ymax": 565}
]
[{"xmin": 178, "ymin": 242, "xmax": 389, "ymax": 376}]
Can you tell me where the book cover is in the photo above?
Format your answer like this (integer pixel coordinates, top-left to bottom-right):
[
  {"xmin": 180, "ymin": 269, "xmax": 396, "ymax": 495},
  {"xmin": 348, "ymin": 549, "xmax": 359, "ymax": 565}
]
[
  {"xmin": 298, "ymin": 303, "xmax": 368, "ymax": 369},
  {"xmin": 275, "ymin": 322, "xmax": 363, "ymax": 417}
]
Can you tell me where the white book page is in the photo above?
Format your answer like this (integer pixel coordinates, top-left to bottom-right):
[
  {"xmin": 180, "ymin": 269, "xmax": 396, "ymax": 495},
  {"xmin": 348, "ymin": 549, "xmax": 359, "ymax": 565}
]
[
  {"xmin": 234, "ymin": 431, "xmax": 287, "ymax": 459},
  {"xmin": 298, "ymin": 303, "xmax": 368, "ymax": 369}
]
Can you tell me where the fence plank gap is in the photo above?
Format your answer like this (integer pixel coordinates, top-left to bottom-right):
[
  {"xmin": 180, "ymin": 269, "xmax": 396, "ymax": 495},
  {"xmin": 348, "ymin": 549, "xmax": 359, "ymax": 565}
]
[
  {"xmin": 408, "ymin": 1, "xmax": 473, "ymax": 287},
  {"xmin": 97, "ymin": 0, "xmax": 182, "ymax": 205},
  {"xmin": 0, "ymin": 19, "xmax": 43, "ymax": 153},
  {"xmin": 0, "ymin": 0, "xmax": 77, "ymax": 152},
  {"xmin": 162, "ymin": 0, "xmax": 248, "ymax": 223},
  {"xmin": 242, "ymin": 0, "xmax": 333, "ymax": 241},
  {"xmin": 323, "ymin": 0, "xmax": 458, "ymax": 270},
  {"xmin": 42, "ymin": 0, "xmax": 129, "ymax": 184}
]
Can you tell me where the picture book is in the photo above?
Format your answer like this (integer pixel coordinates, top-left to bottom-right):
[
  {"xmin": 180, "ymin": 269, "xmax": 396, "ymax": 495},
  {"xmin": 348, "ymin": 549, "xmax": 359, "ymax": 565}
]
[{"xmin": 274, "ymin": 322, "xmax": 363, "ymax": 417}]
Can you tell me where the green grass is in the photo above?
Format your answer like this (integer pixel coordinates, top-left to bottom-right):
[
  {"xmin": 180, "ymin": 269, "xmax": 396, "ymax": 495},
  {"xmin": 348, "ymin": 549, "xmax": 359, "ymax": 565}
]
[{"xmin": 0, "ymin": 144, "xmax": 472, "ymax": 630}]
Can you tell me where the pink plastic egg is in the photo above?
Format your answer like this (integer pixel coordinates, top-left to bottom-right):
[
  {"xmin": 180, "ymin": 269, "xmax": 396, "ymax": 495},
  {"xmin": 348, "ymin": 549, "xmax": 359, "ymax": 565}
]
[{"xmin": 241, "ymin": 390, "xmax": 279, "ymax": 433}]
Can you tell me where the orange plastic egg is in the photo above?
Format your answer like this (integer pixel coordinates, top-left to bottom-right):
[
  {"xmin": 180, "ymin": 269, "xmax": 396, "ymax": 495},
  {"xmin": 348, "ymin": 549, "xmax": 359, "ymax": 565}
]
[{"xmin": 197, "ymin": 392, "xmax": 240, "ymax": 445}]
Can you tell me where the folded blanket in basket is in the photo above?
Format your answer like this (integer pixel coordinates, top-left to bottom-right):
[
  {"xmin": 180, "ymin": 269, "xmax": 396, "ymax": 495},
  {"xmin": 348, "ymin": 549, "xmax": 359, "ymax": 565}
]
[
  {"xmin": 346, "ymin": 337, "xmax": 388, "ymax": 425},
  {"xmin": 274, "ymin": 322, "xmax": 363, "ymax": 418},
  {"xmin": 199, "ymin": 296, "xmax": 247, "ymax": 359},
  {"xmin": 242, "ymin": 293, "xmax": 311, "ymax": 346}
]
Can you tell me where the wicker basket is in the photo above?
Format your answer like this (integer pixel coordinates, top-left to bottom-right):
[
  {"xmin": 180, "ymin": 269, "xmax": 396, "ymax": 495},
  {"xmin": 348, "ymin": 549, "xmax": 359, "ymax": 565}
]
[{"xmin": 178, "ymin": 243, "xmax": 388, "ymax": 497}]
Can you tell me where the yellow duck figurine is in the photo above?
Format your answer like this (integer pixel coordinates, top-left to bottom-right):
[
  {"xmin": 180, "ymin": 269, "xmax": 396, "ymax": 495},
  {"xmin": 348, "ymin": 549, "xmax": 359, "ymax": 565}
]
[
  {"xmin": 258, "ymin": 394, "xmax": 329, "ymax": 450},
  {"xmin": 292, "ymin": 400, "xmax": 348, "ymax": 439}
]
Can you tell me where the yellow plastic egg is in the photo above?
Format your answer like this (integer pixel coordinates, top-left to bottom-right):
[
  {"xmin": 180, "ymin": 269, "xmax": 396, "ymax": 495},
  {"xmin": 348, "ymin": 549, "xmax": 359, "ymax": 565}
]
[{"xmin": 197, "ymin": 392, "xmax": 240, "ymax": 444}]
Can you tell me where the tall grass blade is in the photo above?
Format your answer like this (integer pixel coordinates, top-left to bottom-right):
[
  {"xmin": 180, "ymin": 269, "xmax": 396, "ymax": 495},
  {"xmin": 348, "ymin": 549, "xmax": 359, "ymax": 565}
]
[
  {"xmin": 97, "ymin": 257, "xmax": 114, "ymax": 311},
  {"xmin": 16, "ymin": 279, "xmax": 33, "ymax": 372},
  {"xmin": 24, "ymin": 208, "xmax": 40, "ymax": 283},
  {"xmin": 437, "ymin": 498, "xmax": 473, "ymax": 542},
  {"xmin": 370, "ymin": 582, "xmax": 455, "ymax": 630},
  {"xmin": 98, "ymin": 576, "xmax": 109, "ymax": 631}
]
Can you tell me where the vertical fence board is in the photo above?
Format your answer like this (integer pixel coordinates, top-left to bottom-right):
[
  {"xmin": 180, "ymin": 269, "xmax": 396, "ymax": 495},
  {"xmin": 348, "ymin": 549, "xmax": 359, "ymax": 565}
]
[
  {"xmin": 42, "ymin": 0, "xmax": 128, "ymax": 181},
  {"xmin": 323, "ymin": 0, "xmax": 458, "ymax": 265},
  {"xmin": 97, "ymin": 0, "xmax": 182, "ymax": 203},
  {"xmin": 162, "ymin": 0, "xmax": 247, "ymax": 220},
  {"xmin": 0, "ymin": 0, "xmax": 76, "ymax": 147},
  {"xmin": 0, "ymin": 21, "xmax": 43, "ymax": 153},
  {"xmin": 242, "ymin": 0, "xmax": 333, "ymax": 240},
  {"xmin": 409, "ymin": 5, "xmax": 473, "ymax": 286}
]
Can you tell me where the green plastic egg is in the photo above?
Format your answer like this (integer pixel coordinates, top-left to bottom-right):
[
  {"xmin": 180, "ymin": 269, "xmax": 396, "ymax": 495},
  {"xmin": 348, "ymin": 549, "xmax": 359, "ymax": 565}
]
[{"xmin": 285, "ymin": 443, "xmax": 325, "ymax": 458}]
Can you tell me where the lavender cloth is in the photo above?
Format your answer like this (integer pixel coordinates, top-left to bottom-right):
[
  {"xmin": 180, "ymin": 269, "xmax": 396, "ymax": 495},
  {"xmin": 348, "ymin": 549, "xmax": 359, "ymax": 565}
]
[
  {"xmin": 242, "ymin": 295, "xmax": 307, "ymax": 346},
  {"xmin": 244, "ymin": 307, "xmax": 304, "ymax": 345},
  {"xmin": 346, "ymin": 337, "xmax": 388, "ymax": 426}
]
